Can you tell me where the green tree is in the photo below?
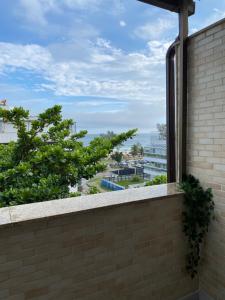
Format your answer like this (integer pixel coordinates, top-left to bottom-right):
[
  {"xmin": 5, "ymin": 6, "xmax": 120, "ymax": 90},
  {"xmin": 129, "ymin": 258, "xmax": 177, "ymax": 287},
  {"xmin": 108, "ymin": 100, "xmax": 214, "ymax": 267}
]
[
  {"xmin": 156, "ymin": 123, "xmax": 167, "ymax": 140},
  {"xmin": 111, "ymin": 151, "xmax": 123, "ymax": 164},
  {"xmin": 145, "ymin": 175, "xmax": 167, "ymax": 186},
  {"xmin": 139, "ymin": 145, "xmax": 144, "ymax": 156},
  {"xmin": 88, "ymin": 186, "xmax": 100, "ymax": 194},
  {"xmin": 101, "ymin": 131, "xmax": 124, "ymax": 151},
  {"xmin": 130, "ymin": 143, "xmax": 143, "ymax": 157},
  {"xmin": 130, "ymin": 144, "xmax": 139, "ymax": 156},
  {"xmin": 131, "ymin": 175, "xmax": 142, "ymax": 183},
  {"xmin": 100, "ymin": 131, "xmax": 116, "ymax": 139},
  {"xmin": 0, "ymin": 105, "xmax": 136, "ymax": 207}
]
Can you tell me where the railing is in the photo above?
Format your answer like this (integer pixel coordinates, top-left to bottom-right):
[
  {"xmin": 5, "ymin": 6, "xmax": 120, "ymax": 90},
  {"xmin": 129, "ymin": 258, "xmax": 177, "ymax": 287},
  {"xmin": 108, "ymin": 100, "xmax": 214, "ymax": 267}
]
[{"xmin": 0, "ymin": 184, "xmax": 198, "ymax": 299}]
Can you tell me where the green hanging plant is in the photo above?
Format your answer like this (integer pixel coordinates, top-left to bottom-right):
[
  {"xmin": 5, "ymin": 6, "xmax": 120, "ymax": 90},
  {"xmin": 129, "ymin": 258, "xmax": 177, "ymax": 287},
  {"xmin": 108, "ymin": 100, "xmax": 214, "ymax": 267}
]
[{"xmin": 180, "ymin": 175, "xmax": 215, "ymax": 278}]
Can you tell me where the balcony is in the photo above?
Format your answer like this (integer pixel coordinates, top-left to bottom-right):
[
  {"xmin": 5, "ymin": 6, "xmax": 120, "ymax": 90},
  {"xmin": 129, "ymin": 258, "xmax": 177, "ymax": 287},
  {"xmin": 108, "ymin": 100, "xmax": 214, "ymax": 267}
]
[
  {"xmin": 0, "ymin": 183, "xmax": 199, "ymax": 299},
  {"xmin": 0, "ymin": 1, "xmax": 225, "ymax": 300}
]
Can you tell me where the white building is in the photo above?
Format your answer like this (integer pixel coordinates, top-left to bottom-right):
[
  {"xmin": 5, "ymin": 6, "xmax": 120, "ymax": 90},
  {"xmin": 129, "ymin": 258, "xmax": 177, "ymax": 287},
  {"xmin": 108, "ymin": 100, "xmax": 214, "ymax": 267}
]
[
  {"xmin": 0, "ymin": 115, "xmax": 36, "ymax": 144},
  {"xmin": 143, "ymin": 142, "xmax": 167, "ymax": 179},
  {"xmin": 0, "ymin": 102, "xmax": 76, "ymax": 144}
]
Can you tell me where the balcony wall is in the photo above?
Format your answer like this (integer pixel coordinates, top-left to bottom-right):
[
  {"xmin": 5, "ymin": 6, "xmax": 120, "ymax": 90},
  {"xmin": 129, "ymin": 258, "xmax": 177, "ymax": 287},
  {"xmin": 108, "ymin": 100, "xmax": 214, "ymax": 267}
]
[
  {"xmin": 187, "ymin": 18, "xmax": 225, "ymax": 299},
  {"xmin": 0, "ymin": 184, "xmax": 197, "ymax": 299}
]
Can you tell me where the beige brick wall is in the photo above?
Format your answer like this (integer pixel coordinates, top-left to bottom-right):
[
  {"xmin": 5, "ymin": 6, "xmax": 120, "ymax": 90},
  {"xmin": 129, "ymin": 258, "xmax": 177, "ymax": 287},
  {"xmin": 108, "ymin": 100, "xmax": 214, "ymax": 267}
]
[
  {"xmin": 187, "ymin": 19, "xmax": 225, "ymax": 300},
  {"xmin": 0, "ymin": 189, "xmax": 197, "ymax": 299}
]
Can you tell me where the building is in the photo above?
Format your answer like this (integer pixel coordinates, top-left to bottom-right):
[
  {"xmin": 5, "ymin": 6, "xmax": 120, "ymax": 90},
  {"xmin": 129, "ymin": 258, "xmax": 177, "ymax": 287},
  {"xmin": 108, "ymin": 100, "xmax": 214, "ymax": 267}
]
[
  {"xmin": 143, "ymin": 141, "xmax": 167, "ymax": 179},
  {"xmin": 0, "ymin": 102, "xmax": 76, "ymax": 144},
  {"xmin": 1, "ymin": 1, "xmax": 225, "ymax": 299},
  {"xmin": 0, "ymin": 115, "xmax": 37, "ymax": 144}
]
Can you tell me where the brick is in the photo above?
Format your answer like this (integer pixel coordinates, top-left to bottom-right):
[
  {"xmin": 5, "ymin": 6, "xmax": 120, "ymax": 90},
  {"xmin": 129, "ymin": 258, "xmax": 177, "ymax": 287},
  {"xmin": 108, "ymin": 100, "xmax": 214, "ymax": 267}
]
[
  {"xmin": 0, "ymin": 190, "xmax": 195, "ymax": 300},
  {"xmin": 199, "ymin": 138, "xmax": 214, "ymax": 145},
  {"xmin": 25, "ymin": 287, "xmax": 48, "ymax": 299},
  {"xmin": 187, "ymin": 19, "xmax": 225, "ymax": 300}
]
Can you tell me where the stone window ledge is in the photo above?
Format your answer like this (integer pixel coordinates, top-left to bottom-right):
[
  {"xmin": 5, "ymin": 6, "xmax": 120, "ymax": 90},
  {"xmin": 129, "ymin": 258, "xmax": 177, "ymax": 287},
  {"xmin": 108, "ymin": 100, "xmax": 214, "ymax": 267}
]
[{"xmin": 0, "ymin": 183, "xmax": 182, "ymax": 226}]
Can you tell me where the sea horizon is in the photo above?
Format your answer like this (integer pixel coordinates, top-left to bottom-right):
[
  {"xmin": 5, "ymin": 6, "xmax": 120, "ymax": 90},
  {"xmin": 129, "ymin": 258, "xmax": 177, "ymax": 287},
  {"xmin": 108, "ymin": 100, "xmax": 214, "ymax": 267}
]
[{"xmin": 82, "ymin": 132, "xmax": 165, "ymax": 152}]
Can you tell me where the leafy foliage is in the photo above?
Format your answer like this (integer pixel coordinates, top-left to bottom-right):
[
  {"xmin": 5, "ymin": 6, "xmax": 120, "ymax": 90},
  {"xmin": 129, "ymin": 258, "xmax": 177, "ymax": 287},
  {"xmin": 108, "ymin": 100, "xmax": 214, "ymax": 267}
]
[
  {"xmin": 131, "ymin": 175, "xmax": 142, "ymax": 183},
  {"xmin": 130, "ymin": 143, "xmax": 144, "ymax": 156},
  {"xmin": 111, "ymin": 151, "xmax": 123, "ymax": 163},
  {"xmin": 180, "ymin": 175, "xmax": 214, "ymax": 278},
  {"xmin": 88, "ymin": 186, "xmax": 100, "ymax": 194},
  {"xmin": 156, "ymin": 123, "xmax": 167, "ymax": 140},
  {"xmin": 145, "ymin": 174, "xmax": 167, "ymax": 186},
  {"xmin": 100, "ymin": 131, "xmax": 116, "ymax": 139},
  {"xmin": 0, "ymin": 105, "xmax": 136, "ymax": 207},
  {"xmin": 117, "ymin": 176, "xmax": 144, "ymax": 188},
  {"xmin": 69, "ymin": 192, "xmax": 81, "ymax": 197}
]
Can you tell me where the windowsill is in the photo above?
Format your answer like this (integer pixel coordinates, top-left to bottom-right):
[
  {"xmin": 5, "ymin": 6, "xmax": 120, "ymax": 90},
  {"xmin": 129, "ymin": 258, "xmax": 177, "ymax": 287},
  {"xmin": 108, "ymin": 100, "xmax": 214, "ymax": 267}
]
[{"xmin": 0, "ymin": 183, "xmax": 182, "ymax": 226}]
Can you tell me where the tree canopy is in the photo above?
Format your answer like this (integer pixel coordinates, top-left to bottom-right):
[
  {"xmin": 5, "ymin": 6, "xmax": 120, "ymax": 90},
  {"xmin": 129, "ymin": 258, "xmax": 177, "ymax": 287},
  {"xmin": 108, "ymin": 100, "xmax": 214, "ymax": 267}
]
[
  {"xmin": 0, "ymin": 105, "xmax": 136, "ymax": 207},
  {"xmin": 130, "ymin": 143, "xmax": 144, "ymax": 157},
  {"xmin": 156, "ymin": 123, "xmax": 167, "ymax": 140},
  {"xmin": 145, "ymin": 175, "xmax": 167, "ymax": 186},
  {"xmin": 111, "ymin": 151, "xmax": 123, "ymax": 164},
  {"xmin": 100, "ymin": 131, "xmax": 116, "ymax": 139}
]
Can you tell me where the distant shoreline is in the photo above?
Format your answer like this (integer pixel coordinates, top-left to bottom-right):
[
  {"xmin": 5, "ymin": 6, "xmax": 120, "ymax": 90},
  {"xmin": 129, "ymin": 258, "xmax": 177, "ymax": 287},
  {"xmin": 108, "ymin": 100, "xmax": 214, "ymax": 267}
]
[{"xmin": 81, "ymin": 132, "xmax": 163, "ymax": 150}]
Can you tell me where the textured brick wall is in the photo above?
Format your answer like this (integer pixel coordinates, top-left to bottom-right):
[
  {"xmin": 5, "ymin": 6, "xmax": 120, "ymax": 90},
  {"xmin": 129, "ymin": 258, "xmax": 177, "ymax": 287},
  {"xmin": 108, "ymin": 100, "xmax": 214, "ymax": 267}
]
[
  {"xmin": 187, "ymin": 19, "xmax": 225, "ymax": 299},
  {"xmin": 0, "ymin": 192, "xmax": 197, "ymax": 300}
]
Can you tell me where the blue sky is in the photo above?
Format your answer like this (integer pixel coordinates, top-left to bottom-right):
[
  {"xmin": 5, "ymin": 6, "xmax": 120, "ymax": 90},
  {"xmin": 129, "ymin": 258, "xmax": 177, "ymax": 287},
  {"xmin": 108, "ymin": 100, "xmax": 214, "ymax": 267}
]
[{"xmin": 0, "ymin": 0, "xmax": 225, "ymax": 133}]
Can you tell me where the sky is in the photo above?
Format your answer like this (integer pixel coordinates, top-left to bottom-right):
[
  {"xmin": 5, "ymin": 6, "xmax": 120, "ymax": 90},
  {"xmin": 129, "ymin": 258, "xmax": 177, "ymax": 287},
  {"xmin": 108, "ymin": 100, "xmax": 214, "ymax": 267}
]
[{"xmin": 0, "ymin": 0, "xmax": 225, "ymax": 133}]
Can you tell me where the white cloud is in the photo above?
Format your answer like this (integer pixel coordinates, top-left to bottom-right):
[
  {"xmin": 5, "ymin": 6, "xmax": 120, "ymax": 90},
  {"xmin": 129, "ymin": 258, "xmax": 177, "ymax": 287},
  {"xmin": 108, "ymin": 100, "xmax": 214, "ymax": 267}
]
[
  {"xmin": 69, "ymin": 100, "xmax": 166, "ymax": 133},
  {"xmin": 16, "ymin": 0, "xmax": 121, "ymax": 27},
  {"xmin": 119, "ymin": 20, "xmax": 126, "ymax": 27},
  {"xmin": 0, "ymin": 38, "xmax": 169, "ymax": 103},
  {"xmin": 0, "ymin": 43, "xmax": 52, "ymax": 73},
  {"xmin": 17, "ymin": 0, "xmax": 59, "ymax": 26},
  {"xmin": 206, "ymin": 8, "xmax": 225, "ymax": 25},
  {"xmin": 62, "ymin": 0, "xmax": 103, "ymax": 10},
  {"xmin": 0, "ymin": 35, "xmax": 169, "ymax": 131},
  {"xmin": 190, "ymin": 27, "xmax": 198, "ymax": 34},
  {"xmin": 191, "ymin": 7, "xmax": 225, "ymax": 33},
  {"xmin": 134, "ymin": 17, "xmax": 175, "ymax": 40}
]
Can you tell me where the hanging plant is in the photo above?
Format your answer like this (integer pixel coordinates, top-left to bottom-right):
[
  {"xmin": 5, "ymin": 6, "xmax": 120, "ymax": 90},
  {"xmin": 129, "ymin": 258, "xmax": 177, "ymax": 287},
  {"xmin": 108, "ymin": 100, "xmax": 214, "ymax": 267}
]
[{"xmin": 180, "ymin": 175, "xmax": 215, "ymax": 278}]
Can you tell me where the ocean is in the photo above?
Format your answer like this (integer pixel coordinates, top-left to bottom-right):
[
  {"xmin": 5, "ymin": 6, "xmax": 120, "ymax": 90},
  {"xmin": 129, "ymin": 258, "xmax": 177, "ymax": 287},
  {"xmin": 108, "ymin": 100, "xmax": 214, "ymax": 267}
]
[{"xmin": 81, "ymin": 132, "xmax": 162, "ymax": 152}]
